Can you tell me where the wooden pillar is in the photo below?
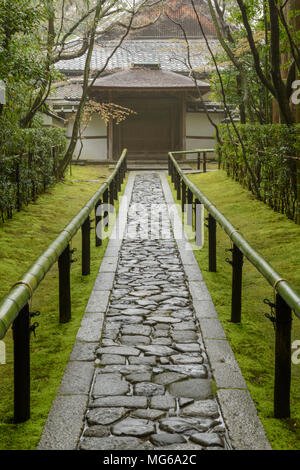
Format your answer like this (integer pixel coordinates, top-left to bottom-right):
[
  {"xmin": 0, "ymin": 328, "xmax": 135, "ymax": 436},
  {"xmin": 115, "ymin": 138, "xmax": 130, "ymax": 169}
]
[
  {"xmin": 13, "ymin": 303, "xmax": 31, "ymax": 423},
  {"xmin": 230, "ymin": 244, "xmax": 244, "ymax": 323},
  {"xmin": 181, "ymin": 92, "xmax": 186, "ymax": 151},
  {"xmin": 274, "ymin": 293, "xmax": 292, "ymax": 418},
  {"xmin": 58, "ymin": 244, "xmax": 72, "ymax": 324}
]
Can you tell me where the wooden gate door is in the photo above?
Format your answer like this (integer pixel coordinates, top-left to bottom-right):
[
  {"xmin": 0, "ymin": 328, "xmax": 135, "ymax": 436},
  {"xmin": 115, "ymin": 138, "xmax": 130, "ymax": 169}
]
[{"xmin": 113, "ymin": 96, "xmax": 181, "ymax": 160}]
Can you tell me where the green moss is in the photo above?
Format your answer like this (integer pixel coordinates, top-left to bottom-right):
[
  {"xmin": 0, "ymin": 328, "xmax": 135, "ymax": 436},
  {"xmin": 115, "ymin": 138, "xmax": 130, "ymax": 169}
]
[
  {"xmin": 168, "ymin": 169, "xmax": 300, "ymax": 450},
  {"xmin": 0, "ymin": 164, "xmax": 126, "ymax": 450}
]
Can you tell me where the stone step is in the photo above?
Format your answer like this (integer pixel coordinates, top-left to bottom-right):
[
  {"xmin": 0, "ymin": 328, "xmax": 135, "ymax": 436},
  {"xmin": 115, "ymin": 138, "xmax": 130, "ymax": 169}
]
[{"xmin": 109, "ymin": 163, "xmax": 193, "ymax": 171}]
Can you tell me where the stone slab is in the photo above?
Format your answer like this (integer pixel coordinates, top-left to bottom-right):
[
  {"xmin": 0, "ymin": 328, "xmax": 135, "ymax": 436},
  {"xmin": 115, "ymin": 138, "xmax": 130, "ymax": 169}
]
[
  {"xmin": 217, "ymin": 389, "xmax": 272, "ymax": 450},
  {"xmin": 87, "ymin": 407, "xmax": 127, "ymax": 426},
  {"xmin": 96, "ymin": 345, "xmax": 140, "ymax": 356},
  {"xmin": 57, "ymin": 361, "xmax": 94, "ymax": 396},
  {"xmin": 76, "ymin": 312, "xmax": 105, "ymax": 342},
  {"xmin": 90, "ymin": 396, "xmax": 148, "ymax": 409},
  {"xmin": 184, "ymin": 264, "xmax": 204, "ymax": 282},
  {"xmin": 111, "ymin": 417, "xmax": 156, "ymax": 437},
  {"xmin": 204, "ymin": 339, "xmax": 248, "ymax": 389},
  {"xmin": 98, "ymin": 257, "xmax": 119, "ymax": 273},
  {"xmin": 181, "ymin": 399, "xmax": 220, "ymax": 419},
  {"xmin": 199, "ymin": 318, "xmax": 227, "ymax": 340},
  {"xmin": 93, "ymin": 373, "xmax": 130, "ymax": 397},
  {"xmin": 168, "ymin": 378, "xmax": 213, "ymax": 400},
  {"xmin": 189, "ymin": 281, "xmax": 213, "ymax": 302},
  {"xmin": 150, "ymin": 395, "xmax": 175, "ymax": 410},
  {"xmin": 69, "ymin": 342, "xmax": 98, "ymax": 361},
  {"xmin": 79, "ymin": 436, "xmax": 154, "ymax": 450},
  {"xmin": 92, "ymin": 272, "xmax": 115, "ymax": 291},
  {"xmin": 193, "ymin": 300, "xmax": 219, "ymax": 319},
  {"xmin": 85, "ymin": 291, "xmax": 110, "ymax": 314},
  {"xmin": 37, "ymin": 395, "xmax": 88, "ymax": 450},
  {"xmin": 99, "ymin": 354, "xmax": 126, "ymax": 365}
]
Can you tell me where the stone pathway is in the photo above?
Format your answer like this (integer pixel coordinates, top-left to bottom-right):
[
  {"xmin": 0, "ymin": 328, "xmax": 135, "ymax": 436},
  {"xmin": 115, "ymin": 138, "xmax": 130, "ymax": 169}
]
[
  {"xmin": 77, "ymin": 173, "xmax": 230, "ymax": 451},
  {"xmin": 37, "ymin": 171, "xmax": 272, "ymax": 451}
]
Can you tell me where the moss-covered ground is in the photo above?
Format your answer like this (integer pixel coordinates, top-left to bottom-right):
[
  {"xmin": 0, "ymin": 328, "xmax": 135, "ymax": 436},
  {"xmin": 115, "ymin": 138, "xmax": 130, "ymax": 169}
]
[
  {"xmin": 0, "ymin": 164, "xmax": 126, "ymax": 450},
  {"xmin": 169, "ymin": 168, "xmax": 300, "ymax": 450}
]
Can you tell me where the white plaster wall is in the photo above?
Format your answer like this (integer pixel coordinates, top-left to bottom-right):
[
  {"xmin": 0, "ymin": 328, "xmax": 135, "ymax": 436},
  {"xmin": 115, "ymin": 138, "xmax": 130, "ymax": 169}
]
[
  {"xmin": 186, "ymin": 112, "xmax": 225, "ymax": 136},
  {"xmin": 185, "ymin": 112, "xmax": 225, "ymax": 159},
  {"xmin": 66, "ymin": 114, "xmax": 108, "ymax": 161}
]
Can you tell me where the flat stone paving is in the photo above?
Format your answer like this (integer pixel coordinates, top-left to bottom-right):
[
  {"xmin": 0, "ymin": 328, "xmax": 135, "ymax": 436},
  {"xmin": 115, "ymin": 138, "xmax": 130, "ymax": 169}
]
[
  {"xmin": 77, "ymin": 173, "xmax": 231, "ymax": 451},
  {"xmin": 38, "ymin": 171, "xmax": 272, "ymax": 451}
]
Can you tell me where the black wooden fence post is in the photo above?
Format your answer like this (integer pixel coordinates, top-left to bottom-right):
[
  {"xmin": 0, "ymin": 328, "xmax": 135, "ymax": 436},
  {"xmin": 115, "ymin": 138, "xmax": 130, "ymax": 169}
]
[
  {"xmin": 231, "ymin": 244, "xmax": 244, "ymax": 323},
  {"xmin": 208, "ymin": 214, "xmax": 217, "ymax": 272},
  {"xmin": 82, "ymin": 216, "xmax": 91, "ymax": 276},
  {"xmin": 174, "ymin": 170, "xmax": 178, "ymax": 193},
  {"xmin": 171, "ymin": 160, "xmax": 174, "ymax": 184},
  {"xmin": 203, "ymin": 151, "xmax": 207, "ymax": 173},
  {"xmin": 197, "ymin": 152, "xmax": 201, "ymax": 170},
  {"xmin": 58, "ymin": 244, "xmax": 71, "ymax": 323},
  {"xmin": 95, "ymin": 199, "xmax": 102, "ymax": 247},
  {"xmin": 177, "ymin": 174, "xmax": 181, "ymax": 201},
  {"xmin": 117, "ymin": 168, "xmax": 121, "ymax": 192},
  {"xmin": 181, "ymin": 180, "xmax": 186, "ymax": 213},
  {"xmin": 274, "ymin": 293, "xmax": 292, "ymax": 418},
  {"xmin": 13, "ymin": 303, "xmax": 31, "ymax": 423}
]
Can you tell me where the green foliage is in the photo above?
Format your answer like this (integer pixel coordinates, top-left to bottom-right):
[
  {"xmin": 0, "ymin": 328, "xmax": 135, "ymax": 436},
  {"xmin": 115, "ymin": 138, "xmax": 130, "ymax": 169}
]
[
  {"xmin": 0, "ymin": 1, "xmax": 63, "ymax": 128},
  {"xmin": 208, "ymin": 0, "xmax": 299, "ymax": 125},
  {"xmin": 0, "ymin": 127, "xmax": 67, "ymax": 222},
  {"xmin": 0, "ymin": 0, "xmax": 45, "ymax": 81},
  {"xmin": 217, "ymin": 123, "xmax": 300, "ymax": 221}
]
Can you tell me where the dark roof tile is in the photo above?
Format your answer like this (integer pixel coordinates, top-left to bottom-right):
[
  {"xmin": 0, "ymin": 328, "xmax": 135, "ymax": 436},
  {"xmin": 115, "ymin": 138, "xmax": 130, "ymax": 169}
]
[
  {"xmin": 91, "ymin": 68, "xmax": 209, "ymax": 89},
  {"xmin": 57, "ymin": 39, "xmax": 219, "ymax": 74}
]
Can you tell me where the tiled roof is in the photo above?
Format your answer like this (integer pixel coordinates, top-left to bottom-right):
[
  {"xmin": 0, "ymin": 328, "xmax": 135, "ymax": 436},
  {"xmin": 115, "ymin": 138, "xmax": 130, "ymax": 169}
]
[
  {"xmin": 57, "ymin": 39, "xmax": 219, "ymax": 74},
  {"xmin": 49, "ymin": 82, "xmax": 83, "ymax": 101},
  {"xmin": 91, "ymin": 67, "xmax": 210, "ymax": 90}
]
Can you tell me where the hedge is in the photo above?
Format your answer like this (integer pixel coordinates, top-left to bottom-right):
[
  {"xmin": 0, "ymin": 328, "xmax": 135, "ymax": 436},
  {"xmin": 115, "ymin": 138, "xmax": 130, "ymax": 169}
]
[
  {"xmin": 0, "ymin": 127, "xmax": 67, "ymax": 222},
  {"xmin": 217, "ymin": 123, "xmax": 300, "ymax": 222}
]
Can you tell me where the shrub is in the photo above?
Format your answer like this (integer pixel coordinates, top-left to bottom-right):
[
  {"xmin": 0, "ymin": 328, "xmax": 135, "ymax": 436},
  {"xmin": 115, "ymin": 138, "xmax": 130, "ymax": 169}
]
[
  {"xmin": 217, "ymin": 124, "xmax": 300, "ymax": 221},
  {"xmin": 0, "ymin": 127, "xmax": 67, "ymax": 221}
]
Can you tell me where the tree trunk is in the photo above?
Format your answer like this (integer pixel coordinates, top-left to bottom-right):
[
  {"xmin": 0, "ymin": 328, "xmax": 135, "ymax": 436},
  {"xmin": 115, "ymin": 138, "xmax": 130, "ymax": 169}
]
[{"xmin": 57, "ymin": 2, "xmax": 104, "ymax": 178}]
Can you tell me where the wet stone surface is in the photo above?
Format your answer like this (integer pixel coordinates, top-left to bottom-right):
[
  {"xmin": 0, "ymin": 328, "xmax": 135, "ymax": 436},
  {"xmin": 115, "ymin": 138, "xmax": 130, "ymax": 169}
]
[{"xmin": 78, "ymin": 173, "xmax": 230, "ymax": 451}]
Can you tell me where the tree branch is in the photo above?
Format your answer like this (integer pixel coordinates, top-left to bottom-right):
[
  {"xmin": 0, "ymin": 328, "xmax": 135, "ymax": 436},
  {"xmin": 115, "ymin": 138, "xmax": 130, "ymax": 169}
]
[
  {"xmin": 190, "ymin": 0, "xmax": 261, "ymax": 197},
  {"xmin": 236, "ymin": 0, "xmax": 276, "ymax": 96},
  {"xmin": 277, "ymin": 0, "xmax": 300, "ymax": 71}
]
